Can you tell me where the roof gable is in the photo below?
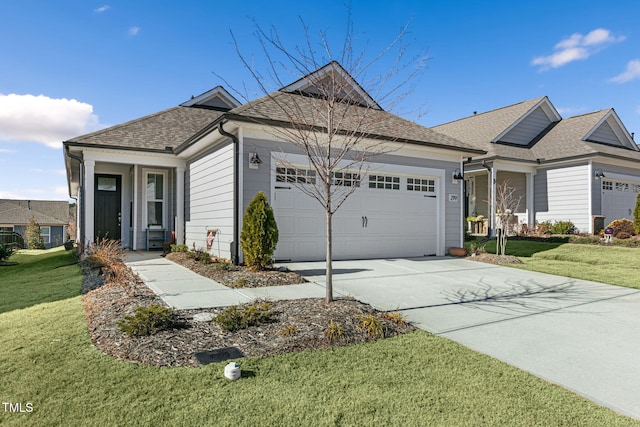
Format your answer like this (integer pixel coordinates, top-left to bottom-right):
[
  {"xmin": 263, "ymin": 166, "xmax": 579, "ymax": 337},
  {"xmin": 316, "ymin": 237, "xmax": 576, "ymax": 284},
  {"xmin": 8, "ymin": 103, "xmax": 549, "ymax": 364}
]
[
  {"xmin": 279, "ymin": 61, "xmax": 382, "ymax": 110},
  {"xmin": 180, "ymin": 86, "xmax": 242, "ymax": 110},
  {"xmin": 583, "ymin": 109, "xmax": 637, "ymax": 150},
  {"xmin": 495, "ymin": 97, "xmax": 561, "ymax": 145}
]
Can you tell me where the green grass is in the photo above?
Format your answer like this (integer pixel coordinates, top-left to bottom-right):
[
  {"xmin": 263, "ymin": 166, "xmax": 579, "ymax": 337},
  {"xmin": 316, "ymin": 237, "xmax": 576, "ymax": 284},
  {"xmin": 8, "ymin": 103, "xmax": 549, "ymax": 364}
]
[
  {"xmin": 466, "ymin": 238, "xmax": 567, "ymax": 257},
  {"xmin": 1, "ymin": 250, "xmax": 638, "ymax": 425},
  {"xmin": 512, "ymin": 244, "xmax": 640, "ymax": 289},
  {"xmin": 0, "ymin": 247, "xmax": 81, "ymax": 313}
]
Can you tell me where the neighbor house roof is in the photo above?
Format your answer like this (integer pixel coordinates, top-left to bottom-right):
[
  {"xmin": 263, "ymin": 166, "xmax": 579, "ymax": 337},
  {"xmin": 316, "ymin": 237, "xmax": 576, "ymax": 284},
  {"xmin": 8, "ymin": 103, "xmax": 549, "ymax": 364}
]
[
  {"xmin": 0, "ymin": 200, "xmax": 69, "ymax": 226},
  {"xmin": 433, "ymin": 97, "xmax": 640, "ymax": 164},
  {"xmin": 64, "ymin": 106, "xmax": 225, "ymax": 152}
]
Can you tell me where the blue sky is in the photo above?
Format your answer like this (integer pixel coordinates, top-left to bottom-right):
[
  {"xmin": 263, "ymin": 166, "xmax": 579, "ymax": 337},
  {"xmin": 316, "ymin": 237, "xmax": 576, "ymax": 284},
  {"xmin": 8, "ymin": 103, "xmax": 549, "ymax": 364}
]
[{"xmin": 1, "ymin": 0, "xmax": 640, "ymax": 201}]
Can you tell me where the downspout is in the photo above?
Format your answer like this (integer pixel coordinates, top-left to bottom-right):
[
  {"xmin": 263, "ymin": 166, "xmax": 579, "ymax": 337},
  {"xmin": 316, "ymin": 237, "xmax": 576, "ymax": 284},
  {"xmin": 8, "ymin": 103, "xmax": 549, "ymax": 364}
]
[
  {"xmin": 65, "ymin": 145, "xmax": 85, "ymax": 250},
  {"xmin": 218, "ymin": 121, "xmax": 240, "ymax": 265}
]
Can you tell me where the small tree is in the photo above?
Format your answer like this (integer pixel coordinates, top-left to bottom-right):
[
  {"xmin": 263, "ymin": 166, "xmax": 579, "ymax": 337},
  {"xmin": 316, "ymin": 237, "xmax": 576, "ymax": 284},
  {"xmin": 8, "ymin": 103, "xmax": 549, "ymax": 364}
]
[
  {"xmin": 495, "ymin": 181, "xmax": 522, "ymax": 256},
  {"xmin": 26, "ymin": 217, "xmax": 45, "ymax": 250},
  {"xmin": 240, "ymin": 192, "xmax": 279, "ymax": 270},
  {"xmin": 634, "ymin": 192, "xmax": 640, "ymax": 234}
]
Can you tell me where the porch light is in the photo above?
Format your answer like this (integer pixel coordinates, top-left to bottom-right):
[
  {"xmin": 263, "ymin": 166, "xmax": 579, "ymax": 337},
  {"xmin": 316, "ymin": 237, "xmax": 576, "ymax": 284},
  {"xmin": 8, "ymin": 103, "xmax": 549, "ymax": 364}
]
[
  {"xmin": 249, "ymin": 152, "xmax": 262, "ymax": 169},
  {"xmin": 594, "ymin": 169, "xmax": 605, "ymax": 179},
  {"xmin": 452, "ymin": 168, "xmax": 464, "ymax": 183}
]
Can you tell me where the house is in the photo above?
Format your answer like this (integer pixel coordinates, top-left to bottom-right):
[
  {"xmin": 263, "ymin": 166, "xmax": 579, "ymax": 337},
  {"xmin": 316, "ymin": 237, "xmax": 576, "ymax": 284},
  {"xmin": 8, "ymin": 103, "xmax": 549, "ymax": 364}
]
[
  {"xmin": 432, "ymin": 96, "xmax": 640, "ymax": 235},
  {"xmin": 0, "ymin": 199, "xmax": 70, "ymax": 248},
  {"xmin": 63, "ymin": 62, "xmax": 485, "ymax": 262}
]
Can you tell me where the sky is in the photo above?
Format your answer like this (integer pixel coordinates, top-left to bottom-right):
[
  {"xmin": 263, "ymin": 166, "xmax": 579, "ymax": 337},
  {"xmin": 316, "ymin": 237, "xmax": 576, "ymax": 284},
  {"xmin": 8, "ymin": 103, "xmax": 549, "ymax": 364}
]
[{"xmin": 1, "ymin": 0, "xmax": 640, "ymax": 202}]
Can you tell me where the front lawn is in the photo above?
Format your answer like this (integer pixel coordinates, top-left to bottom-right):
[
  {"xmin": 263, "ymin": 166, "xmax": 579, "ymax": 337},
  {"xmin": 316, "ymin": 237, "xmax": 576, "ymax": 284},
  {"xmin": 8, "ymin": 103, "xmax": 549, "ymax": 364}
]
[
  {"xmin": 466, "ymin": 238, "xmax": 640, "ymax": 289},
  {"xmin": 0, "ymin": 247, "xmax": 81, "ymax": 313},
  {"xmin": 1, "ymin": 249, "xmax": 637, "ymax": 425}
]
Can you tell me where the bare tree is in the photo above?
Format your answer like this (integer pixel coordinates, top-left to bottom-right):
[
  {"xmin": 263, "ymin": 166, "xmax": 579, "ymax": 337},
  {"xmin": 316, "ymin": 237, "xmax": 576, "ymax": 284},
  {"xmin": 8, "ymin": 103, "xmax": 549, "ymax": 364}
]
[
  {"xmin": 225, "ymin": 16, "xmax": 427, "ymax": 302},
  {"xmin": 495, "ymin": 180, "xmax": 522, "ymax": 256}
]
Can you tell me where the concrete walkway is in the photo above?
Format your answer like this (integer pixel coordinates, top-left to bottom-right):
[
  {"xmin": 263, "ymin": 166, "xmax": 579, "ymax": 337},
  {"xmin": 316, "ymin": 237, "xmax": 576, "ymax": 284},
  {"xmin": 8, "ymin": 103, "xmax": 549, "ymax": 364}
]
[
  {"xmin": 124, "ymin": 252, "xmax": 328, "ymax": 309},
  {"xmin": 125, "ymin": 252, "xmax": 640, "ymax": 419}
]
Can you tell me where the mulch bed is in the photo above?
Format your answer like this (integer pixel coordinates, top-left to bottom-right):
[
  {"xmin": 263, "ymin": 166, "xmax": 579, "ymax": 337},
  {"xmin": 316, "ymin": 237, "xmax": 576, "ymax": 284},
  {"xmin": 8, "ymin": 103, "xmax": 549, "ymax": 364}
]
[
  {"xmin": 81, "ymin": 259, "xmax": 415, "ymax": 367},
  {"xmin": 467, "ymin": 253, "xmax": 523, "ymax": 265},
  {"xmin": 165, "ymin": 252, "xmax": 307, "ymax": 287}
]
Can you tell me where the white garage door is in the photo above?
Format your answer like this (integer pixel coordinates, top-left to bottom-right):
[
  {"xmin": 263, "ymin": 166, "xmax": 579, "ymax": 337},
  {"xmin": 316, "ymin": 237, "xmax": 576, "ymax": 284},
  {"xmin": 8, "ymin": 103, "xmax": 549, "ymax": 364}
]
[
  {"xmin": 602, "ymin": 180, "xmax": 639, "ymax": 222},
  {"xmin": 272, "ymin": 166, "xmax": 441, "ymax": 261}
]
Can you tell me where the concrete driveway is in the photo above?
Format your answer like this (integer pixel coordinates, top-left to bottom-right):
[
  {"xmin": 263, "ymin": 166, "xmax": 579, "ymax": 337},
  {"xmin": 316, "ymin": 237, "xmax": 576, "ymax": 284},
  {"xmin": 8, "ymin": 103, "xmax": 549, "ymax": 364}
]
[{"xmin": 285, "ymin": 257, "xmax": 640, "ymax": 419}]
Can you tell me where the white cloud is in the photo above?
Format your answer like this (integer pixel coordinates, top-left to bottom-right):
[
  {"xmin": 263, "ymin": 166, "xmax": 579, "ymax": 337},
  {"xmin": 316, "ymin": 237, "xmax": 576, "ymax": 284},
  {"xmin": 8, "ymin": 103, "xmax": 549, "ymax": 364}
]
[
  {"xmin": 95, "ymin": 5, "xmax": 110, "ymax": 13},
  {"xmin": 556, "ymin": 106, "xmax": 585, "ymax": 117},
  {"xmin": 532, "ymin": 28, "xmax": 625, "ymax": 71},
  {"xmin": 0, "ymin": 94, "xmax": 102, "ymax": 148},
  {"xmin": 128, "ymin": 27, "xmax": 140, "ymax": 36},
  {"xmin": 609, "ymin": 59, "xmax": 640, "ymax": 83},
  {"xmin": 0, "ymin": 148, "xmax": 14, "ymax": 153}
]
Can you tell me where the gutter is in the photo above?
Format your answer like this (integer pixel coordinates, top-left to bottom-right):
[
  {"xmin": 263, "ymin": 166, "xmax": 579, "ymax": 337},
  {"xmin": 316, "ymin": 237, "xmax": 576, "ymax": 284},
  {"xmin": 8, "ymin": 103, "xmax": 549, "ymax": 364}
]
[
  {"xmin": 64, "ymin": 144, "xmax": 85, "ymax": 249},
  {"xmin": 217, "ymin": 121, "xmax": 240, "ymax": 266}
]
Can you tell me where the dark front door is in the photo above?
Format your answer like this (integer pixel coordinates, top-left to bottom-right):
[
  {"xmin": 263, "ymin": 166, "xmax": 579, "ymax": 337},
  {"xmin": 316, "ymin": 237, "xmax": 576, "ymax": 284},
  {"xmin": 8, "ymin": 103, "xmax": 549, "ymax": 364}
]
[{"xmin": 95, "ymin": 174, "xmax": 122, "ymax": 242}]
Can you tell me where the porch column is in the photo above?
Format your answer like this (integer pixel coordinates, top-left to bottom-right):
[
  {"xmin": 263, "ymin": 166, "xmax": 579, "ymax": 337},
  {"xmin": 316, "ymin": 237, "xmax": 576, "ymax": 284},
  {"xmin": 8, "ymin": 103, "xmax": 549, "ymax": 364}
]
[
  {"xmin": 489, "ymin": 167, "xmax": 497, "ymax": 236},
  {"xmin": 84, "ymin": 160, "xmax": 95, "ymax": 247},
  {"xmin": 526, "ymin": 172, "xmax": 535, "ymax": 227},
  {"xmin": 176, "ymin": 166, "xmax": 185, "ymax": 244}
]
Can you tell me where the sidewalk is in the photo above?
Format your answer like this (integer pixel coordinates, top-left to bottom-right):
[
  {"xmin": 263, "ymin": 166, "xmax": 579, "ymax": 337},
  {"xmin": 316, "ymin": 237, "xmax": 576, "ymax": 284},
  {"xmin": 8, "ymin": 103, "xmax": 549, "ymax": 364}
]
[{"xmin": 123, "ymin": 252, "xmax": 328, "ymax": 309}]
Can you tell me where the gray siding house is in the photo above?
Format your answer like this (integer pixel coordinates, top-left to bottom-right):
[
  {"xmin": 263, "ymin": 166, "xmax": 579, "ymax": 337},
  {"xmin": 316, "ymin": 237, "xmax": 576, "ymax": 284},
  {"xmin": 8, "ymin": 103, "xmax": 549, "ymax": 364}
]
[
  {"xmin": 64, "ymin": 62, "xmax": 485, "ymax": 262},
  {"xmin": 433, "ymin": 97, "xmax": 640, "ymax": 234},
  {"xmin": 0, "ymin": 199, "xmax": 69, "ymax": 248}
]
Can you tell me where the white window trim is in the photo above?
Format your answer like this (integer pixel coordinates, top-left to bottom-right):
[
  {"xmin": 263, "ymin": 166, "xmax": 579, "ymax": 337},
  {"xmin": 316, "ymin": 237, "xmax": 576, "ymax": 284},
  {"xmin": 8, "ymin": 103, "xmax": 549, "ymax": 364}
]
[
  {"xmin": 143, "ymin": 169, "xmax": 168, "ymax": 229},
  {"xmin": 40, "ymin": 226, "xmax": 51, "ymax": 244}
]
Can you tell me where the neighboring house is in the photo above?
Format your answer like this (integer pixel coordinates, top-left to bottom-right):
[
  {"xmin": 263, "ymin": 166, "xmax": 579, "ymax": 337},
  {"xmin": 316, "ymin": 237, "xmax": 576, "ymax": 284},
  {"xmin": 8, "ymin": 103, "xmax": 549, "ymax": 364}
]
[
  {"xmin": 433, "ymin": 96, "xmax": 640, "ymax": 235},
  {"xmin": 63, "ymin": 62, "xmax": 485, "ymax": 262},
  {"xmin": 0, "ymin": 199, "xmax": 70, "ymax": 248}
]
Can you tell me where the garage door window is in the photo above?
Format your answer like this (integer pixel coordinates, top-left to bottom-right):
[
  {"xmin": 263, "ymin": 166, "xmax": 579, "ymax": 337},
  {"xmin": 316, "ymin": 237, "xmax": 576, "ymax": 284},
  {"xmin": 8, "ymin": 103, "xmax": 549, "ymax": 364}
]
[
  {"xmin": 603, "ymin": 180, "xmax": 613, "ymax": 191},
  {"xmin": 407, "ymin": 177, "xmax": 435, "ymax": 192},
  {"xmin": 369, "ymin": 175, "xmax": 400, "ymax": 190},
  {"xmin": 276, "ymin": 167, "xmax": 316, "ymax": 184},
  {"xmin": 333, "ymin": 172, "xmax": 360, "ymax": 187},
  {"xmin": 616, "ymin": 182, "xmax": 630, "ymax": 192}
]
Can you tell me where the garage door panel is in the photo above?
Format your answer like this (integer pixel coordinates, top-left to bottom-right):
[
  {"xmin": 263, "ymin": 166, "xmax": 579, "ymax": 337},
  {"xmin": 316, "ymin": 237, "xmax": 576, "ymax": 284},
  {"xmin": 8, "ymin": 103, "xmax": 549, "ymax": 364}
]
[{"xmin": 273, "ymin": 170, "xmax": 442, "ymax": 261}]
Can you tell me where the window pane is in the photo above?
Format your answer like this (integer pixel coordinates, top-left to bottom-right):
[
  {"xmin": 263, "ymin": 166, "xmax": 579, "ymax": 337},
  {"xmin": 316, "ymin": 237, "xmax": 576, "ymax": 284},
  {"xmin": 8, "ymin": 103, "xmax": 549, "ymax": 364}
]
[
  {"xmin": 97, "ymin": 177, "xmax": 117, "ymax": 191},
  {"xmin": 147, "ymin": 202, "xmax": 163, "ymax": 226}
]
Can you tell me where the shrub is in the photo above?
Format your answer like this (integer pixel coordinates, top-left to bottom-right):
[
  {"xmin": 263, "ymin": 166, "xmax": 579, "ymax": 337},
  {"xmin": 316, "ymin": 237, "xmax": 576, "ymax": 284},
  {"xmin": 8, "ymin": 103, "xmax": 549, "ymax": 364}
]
[
  {"xmin": 535, "ymin": 220, "xmax": 553, "ymax": 235},
  {"xmin": 229, "ymin": 278, "xmax": 248, "ymax": 288},
  {"xmin": 213, "ymin": 300, "xmax": 276, "ymax": 332},
  {"xmin": 170, "ymin": 244, "xmax": 189, "ymax": 253},
  {"xmin": 187, "ymin": 249, "xmax": 212, "ymax": 264},
  {"xmin": 549, "ymin": 220, "xmax": 576, "ymax": 235},
  {"xmin": 277, "ymin": 325, "xmax": 299, "ymax": 336},
  {"xmin": 381, "ymin": 311, "xmax": 408, "ymax": 326},
  {"xmin": 606, "ymin": 218, "xmax": 635, "ymax": 237},
  {"xmin": 214, "ymin": 261, "xmax": 232, "ymax": 271},
  {"xmin": 25, "ymin": 217, "xmax": 45, "ymax": 249},
  {"xmin": 240, "ymin": 192, "xmax": 279, "ymax": 271},
  {"xmin": 324, "ymin": 320, "xmax": 344, "ymax": 342},
  {"xmin": 0, "ymin": 243, "xmax": 15, "ymax": 262},
  {"xmin": 117, "ymin": 304, "xmax": 174, "ymax": 337},
  {"xmin": 616, "ymin": 231, "xmax": 632, "ymax": 240},
  {"xmin": 634, "ymin": 192, "xmax": 640, "ymax": 234},
  {"xmin": 84, "ymin": 237, "xmax": 124, "ymax": 269},
  {"xmin": 356, "ymin": 314, "xmax": 386, "ymax": 338}
]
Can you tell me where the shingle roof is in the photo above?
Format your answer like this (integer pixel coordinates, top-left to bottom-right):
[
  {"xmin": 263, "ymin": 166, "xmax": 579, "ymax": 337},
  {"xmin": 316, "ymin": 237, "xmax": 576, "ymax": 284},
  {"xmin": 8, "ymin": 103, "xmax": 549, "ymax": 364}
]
[
  {"xmin": 531, "ymin": 110, "xmax": 640, "ymax": 162},
  {"xmin": 64, "ymin": 106, "xmax": 224, "ymax": 151},
  {"xmin": 227, "ymin": 91, "xmax": 484, "ymax": 154},
  {"xmin": 0, "ymin": 200, "xmax": 69, "ymax": 226},
  {"xmin": 433, "ymin": 98, "xmax": 640, "ymax": 163}
]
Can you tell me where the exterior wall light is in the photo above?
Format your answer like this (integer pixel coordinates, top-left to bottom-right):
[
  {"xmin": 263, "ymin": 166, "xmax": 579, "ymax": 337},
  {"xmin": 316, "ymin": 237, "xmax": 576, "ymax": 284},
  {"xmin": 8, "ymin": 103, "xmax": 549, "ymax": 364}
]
[
  {"xmin": 249, "ymin": 152, "xmax": 262, "ymax": 169},
  {"xmin": 594, "ymin": 168, "xmax": 605, "ymax": 179},
  {"xmin": 452, "ymin": 168, "xmax": 464, "ymax": 183}
]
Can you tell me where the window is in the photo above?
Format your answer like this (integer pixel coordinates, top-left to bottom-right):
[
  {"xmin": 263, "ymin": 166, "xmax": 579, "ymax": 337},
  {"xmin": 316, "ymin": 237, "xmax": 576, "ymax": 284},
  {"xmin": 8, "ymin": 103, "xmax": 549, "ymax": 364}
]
[
  {"xmin": 276, "ymin": 167, "xmax": 316, "ymax": 184},
  {"xmin": 634, "ymin": 184, "xmax": 640, "ymax": 193},
  {"xmin": 603, "ymin": 180, "xmax": 613, "ymax": 191},
  {"xmin": 369, "ymin": 175, "xmax": 400, "ymax": 190},
  {"xmin": 616, "ymin": 182, "xmax": 630, "ymax": 192},
  {"xmin": 333, "ymin": 171, "xmax": 360, "ymax": 187},
  {"xmin": 97, "ymin": 177, "xmax": 117, "ymax": 191},
  {"xmin": 146, "ymin": 172, "xmax": 165, "ymax": 227},
  {"xmin": 407, "ymin": 177, "xmax": 435, "ymax": 192},
  {"xmin": 40, "ymin": 226, "xmax": 51, "ymax": 244}
]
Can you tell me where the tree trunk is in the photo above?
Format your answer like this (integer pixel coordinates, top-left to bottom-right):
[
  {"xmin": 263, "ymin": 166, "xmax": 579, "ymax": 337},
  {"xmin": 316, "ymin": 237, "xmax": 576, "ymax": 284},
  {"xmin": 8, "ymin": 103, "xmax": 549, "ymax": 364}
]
[{"xmin": 325, "ymin": 209, "xmax": 333, "ymax": 303}]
